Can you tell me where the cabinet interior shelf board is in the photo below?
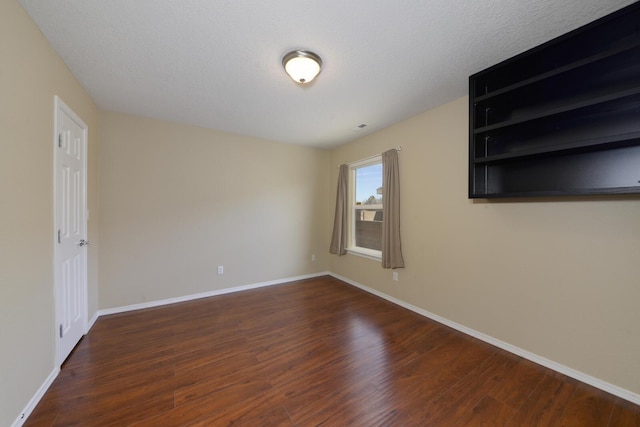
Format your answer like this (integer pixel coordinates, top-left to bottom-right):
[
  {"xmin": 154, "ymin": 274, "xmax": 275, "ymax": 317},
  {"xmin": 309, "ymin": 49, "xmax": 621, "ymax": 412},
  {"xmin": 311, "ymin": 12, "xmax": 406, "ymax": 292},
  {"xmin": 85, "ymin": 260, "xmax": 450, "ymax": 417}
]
[
  {"xmin": 473, "ymin": 38, "xmax": 640, "ymax": 102},
  {"xmin": 474, "ymin": 131, "xmax": 640, "ymax": 164},
  {"xmin": 473, "ymin": 86, "xmax": 640, "ymax": 134}
]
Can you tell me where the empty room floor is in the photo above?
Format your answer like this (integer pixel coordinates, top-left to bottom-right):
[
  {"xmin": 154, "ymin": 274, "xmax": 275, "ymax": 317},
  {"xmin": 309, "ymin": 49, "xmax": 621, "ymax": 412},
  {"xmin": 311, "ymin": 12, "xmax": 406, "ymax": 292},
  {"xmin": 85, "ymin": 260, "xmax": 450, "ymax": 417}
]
[{"xmin": 25, "ymin": 276, "xmax": 640, "ymax": 426}]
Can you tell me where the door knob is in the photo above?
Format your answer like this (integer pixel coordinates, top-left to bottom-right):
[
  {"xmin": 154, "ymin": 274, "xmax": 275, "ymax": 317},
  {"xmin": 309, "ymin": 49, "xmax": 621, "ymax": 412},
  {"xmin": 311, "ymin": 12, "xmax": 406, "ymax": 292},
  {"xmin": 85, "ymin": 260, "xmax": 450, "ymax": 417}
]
[{"xmin": 77, "ymin": 239, "xmax": 90, "ymax": 247}]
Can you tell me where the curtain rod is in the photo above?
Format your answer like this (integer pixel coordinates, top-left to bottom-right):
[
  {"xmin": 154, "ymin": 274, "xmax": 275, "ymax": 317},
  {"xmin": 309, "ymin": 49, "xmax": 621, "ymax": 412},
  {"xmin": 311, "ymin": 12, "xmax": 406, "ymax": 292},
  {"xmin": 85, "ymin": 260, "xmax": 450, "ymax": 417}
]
[{"xmin": 340, "ymin": 146, "xmax": 402, "ymax": 168}]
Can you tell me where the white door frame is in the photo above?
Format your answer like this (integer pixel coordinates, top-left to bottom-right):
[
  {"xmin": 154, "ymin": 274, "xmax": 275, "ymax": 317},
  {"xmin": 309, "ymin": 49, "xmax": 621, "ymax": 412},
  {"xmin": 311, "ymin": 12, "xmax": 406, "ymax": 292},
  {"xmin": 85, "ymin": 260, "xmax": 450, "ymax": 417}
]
[{"xmin": 53, "ymin": 96, "xmax": 89, "ymax": 366}]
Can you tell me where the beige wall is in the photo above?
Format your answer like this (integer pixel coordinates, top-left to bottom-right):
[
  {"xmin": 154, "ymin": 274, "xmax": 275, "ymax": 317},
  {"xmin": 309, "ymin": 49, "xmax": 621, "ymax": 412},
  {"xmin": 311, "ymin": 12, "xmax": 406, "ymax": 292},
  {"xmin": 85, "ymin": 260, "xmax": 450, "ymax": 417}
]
[
  {"xmin": 328, "ymin": 96, "xmax": 640, "ymax": 395},
  {"xmin": 98, "ymin": 112, "xmax": 330, "ymax": 309},
  {"xmin": 0, "ymin": 1, "xmax": 100, "ymax": 425}
]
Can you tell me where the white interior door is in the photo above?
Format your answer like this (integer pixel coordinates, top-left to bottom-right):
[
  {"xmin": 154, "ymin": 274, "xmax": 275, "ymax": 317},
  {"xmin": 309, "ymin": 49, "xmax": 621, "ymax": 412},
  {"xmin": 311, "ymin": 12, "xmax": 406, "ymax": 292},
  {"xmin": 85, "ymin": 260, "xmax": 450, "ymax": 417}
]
[{"xmin": 54, "ymin": 96, "xmax": 88, "ymax": 365}]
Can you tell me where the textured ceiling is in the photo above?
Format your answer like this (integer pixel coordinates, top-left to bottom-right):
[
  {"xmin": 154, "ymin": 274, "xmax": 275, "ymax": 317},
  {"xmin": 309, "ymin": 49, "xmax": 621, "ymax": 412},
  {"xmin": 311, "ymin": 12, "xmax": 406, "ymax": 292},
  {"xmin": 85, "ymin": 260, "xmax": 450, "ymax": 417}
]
[{"xmin": 19, "ymin": 0, "xmax": 636, "ymax": 148}]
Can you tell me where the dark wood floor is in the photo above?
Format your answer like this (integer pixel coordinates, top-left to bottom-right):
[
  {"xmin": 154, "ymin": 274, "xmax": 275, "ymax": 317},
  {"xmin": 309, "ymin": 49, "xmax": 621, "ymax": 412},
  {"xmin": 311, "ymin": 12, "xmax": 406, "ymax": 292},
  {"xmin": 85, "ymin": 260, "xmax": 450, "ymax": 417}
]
[{"xmin": 25, "ymin": 276, "xmax": 639, "ymax": 426}]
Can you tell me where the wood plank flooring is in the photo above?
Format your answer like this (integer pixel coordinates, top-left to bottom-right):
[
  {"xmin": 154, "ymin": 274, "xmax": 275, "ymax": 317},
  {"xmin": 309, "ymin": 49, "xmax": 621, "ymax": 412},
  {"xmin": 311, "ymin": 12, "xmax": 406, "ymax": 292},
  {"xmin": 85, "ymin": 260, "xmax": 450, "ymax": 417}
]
[{"xmin": 25, "ymin": 276, "xmax": 640, "ymax": 426}]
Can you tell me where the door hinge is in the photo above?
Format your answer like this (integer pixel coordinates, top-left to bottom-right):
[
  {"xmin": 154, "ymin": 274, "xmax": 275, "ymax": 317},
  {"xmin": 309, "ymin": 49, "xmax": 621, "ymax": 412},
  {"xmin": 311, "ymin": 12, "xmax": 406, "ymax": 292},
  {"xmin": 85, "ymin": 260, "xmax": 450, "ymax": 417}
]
[
  {"xmin": 58, "ymin": 134, "xmax": 62, "ymax": 148},
  {"xmin": 57, "ymin": 229, "xmax": 61, "ymax": 244},
  {"xmin": 59, "ymin": 324, "xmax": 63, "ymax": 338}
]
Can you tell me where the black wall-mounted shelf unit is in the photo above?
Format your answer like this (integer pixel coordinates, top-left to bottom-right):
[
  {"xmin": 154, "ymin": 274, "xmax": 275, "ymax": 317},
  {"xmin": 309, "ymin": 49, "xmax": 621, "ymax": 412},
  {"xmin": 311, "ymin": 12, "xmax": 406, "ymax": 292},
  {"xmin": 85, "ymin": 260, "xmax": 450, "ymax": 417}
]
[{"xmin": 469, "ymin": 2, "xmax": 640, "ymax": 198}]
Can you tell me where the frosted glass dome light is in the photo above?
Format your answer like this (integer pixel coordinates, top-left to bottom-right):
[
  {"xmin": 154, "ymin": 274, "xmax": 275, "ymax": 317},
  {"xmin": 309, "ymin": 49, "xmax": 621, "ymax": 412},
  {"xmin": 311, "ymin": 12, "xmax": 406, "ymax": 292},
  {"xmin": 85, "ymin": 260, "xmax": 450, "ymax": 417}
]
[{"xmin": 283, "ymin": 50, "xmax": 322, "ymax": 84}]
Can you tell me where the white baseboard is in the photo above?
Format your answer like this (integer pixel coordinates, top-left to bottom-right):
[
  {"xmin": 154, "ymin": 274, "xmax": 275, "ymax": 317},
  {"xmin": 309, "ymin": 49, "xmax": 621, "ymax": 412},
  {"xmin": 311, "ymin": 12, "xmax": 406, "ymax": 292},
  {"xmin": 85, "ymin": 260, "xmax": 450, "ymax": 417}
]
[
  {"xmin": 96, "ymin": 272, "xmax": 330, "ymax": 317},
  {"xmin": 11, "ymin": 366, "xmax": 60, "ymax": 427},
  {"xmin": 329, "ymin": 272, "xmax": 640, "ymax": 406},
  {"xmin": 87, "ymin": 311, "xmax": 99, "ymax": 333}
]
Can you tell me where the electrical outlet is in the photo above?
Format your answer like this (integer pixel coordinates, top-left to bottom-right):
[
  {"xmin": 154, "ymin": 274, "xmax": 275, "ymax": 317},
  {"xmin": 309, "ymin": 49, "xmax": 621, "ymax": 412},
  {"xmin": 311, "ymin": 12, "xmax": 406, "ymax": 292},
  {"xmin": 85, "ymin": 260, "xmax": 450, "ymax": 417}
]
[
  {"xmin": 311, "ymin": 254, "xmax": 316, "ymax": 261},
  {"xmin": 217, "ymin": 265, "xmax": 224, "ymax": 275},
  {"xmin": 393, "ymin": 271, "xmax": 399, "ymax": 281}
]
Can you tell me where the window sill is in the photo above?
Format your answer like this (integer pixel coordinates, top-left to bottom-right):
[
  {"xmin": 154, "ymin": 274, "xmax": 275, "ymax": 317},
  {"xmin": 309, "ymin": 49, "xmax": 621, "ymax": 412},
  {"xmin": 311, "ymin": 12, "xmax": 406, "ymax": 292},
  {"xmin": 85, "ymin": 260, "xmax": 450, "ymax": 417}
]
[{"xmin": 347, "ymin": 247, "xmax": 381, "ymax": 262}]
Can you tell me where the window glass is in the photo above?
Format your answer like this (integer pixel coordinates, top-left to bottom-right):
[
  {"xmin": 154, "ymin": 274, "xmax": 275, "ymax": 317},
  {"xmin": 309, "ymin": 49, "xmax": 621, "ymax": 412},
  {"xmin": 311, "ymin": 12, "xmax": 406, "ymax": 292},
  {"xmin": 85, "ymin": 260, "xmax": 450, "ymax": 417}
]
[{"xmin": 352, "ymin": 161, "xmax": 382, "ymax": 254}]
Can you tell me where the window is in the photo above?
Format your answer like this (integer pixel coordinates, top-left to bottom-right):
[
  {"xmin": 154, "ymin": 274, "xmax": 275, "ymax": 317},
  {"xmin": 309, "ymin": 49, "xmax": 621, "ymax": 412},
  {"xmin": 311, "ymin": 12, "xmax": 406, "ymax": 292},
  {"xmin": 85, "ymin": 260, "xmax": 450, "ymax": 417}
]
[{"xmin": 348, "ymin": 157, "xmax": 382, "ymax": 259}]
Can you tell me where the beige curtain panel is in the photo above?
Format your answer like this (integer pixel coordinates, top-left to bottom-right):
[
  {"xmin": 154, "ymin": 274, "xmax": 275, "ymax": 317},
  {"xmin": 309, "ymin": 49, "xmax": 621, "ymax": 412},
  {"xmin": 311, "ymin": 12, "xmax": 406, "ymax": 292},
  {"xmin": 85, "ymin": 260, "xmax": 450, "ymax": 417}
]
[
  {"xmin": 382, "ymin": 149, "xmax": 405, "ymax": 269},
  {"xmin": 329, "ymin": 164, "xmax": 348, "ymax": 255}
]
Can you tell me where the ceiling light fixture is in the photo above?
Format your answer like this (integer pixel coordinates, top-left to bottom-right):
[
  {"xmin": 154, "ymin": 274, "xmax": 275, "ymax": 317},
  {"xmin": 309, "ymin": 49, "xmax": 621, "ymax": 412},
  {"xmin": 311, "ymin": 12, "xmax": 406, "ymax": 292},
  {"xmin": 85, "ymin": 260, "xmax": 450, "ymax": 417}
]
[{"xmin": 282, "ymin": 50, "xmax": 322, "ymax": 84}]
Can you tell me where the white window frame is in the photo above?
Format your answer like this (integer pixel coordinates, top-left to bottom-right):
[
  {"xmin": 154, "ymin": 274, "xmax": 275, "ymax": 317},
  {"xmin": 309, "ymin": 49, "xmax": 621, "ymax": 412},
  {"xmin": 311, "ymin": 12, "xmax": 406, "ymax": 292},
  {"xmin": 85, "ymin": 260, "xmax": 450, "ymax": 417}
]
[{"xmin": 347, "ymin": 156, "xmax": 382, "ymax": 260}]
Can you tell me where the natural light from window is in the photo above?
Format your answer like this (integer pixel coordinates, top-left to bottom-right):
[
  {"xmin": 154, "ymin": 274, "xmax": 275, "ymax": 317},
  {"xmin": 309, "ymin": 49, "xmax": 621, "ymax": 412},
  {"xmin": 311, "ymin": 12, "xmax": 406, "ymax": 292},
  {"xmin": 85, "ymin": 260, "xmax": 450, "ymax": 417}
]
[{"xmin": 349, "ymin": 159, "xmax": 383, "ymax": 259}]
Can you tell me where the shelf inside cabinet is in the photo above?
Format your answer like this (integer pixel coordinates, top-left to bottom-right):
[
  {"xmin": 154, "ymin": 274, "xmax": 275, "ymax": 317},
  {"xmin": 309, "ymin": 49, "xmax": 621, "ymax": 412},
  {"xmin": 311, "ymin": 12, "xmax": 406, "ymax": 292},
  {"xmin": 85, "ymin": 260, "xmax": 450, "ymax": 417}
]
[
  {"xmin": 473, "ymin": 86, "xmax": 640, "ymax": 134},
  {"xmin": 474, "ymin": 38, "xmax": 640, "ymax": 103},
  {"xmin": 471, "ymin": 145, "xmax": 640, "ymax": 198},
  {"xmin": 471, "ymin": 4, "xmax": 640, "ymax": 98},
  {"xmin": 477, "ymin": 186, "xmax": 640, "ymax": 199},
  {"xmin": 473, "ymin": 46, "xmax": 640, "ymax": 129},
  {"xmin": 474, "ymin": 131, "xmax": 640, "ymax": 164},
  {"xmin": 473, "ymin": 94, "xmax": 640, "ymax": 161}
]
